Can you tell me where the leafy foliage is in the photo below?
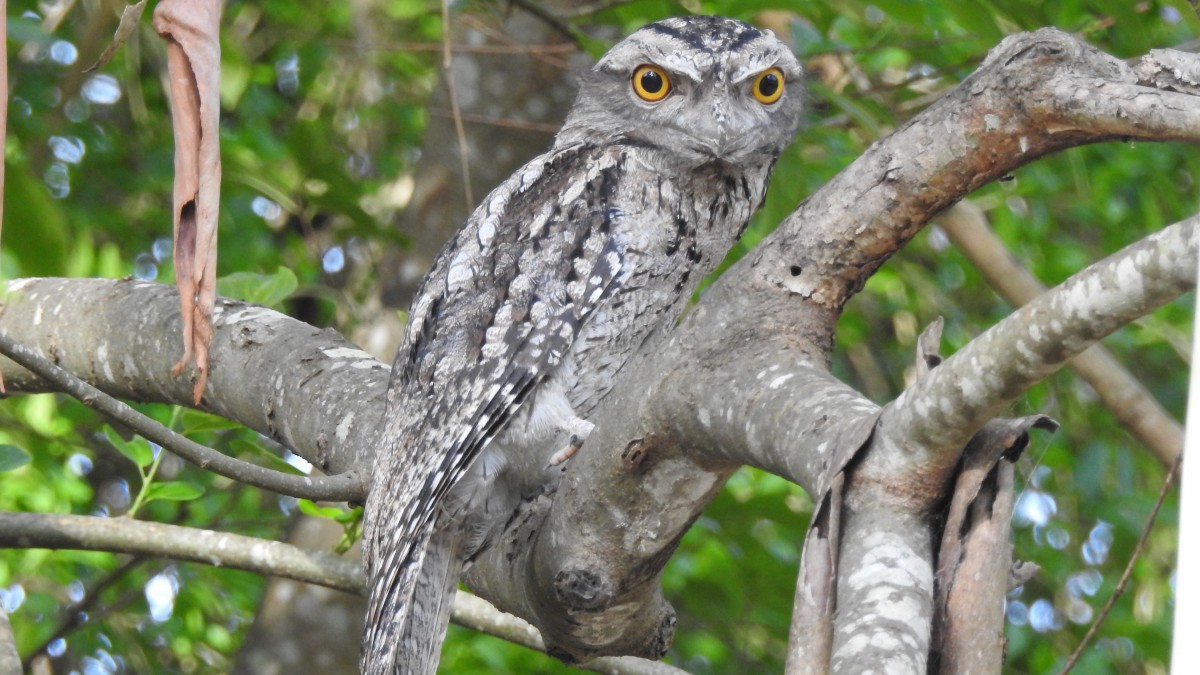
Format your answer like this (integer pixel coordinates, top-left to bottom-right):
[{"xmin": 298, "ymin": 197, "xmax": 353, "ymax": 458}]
[{"xmin": 1, "ymin": 0, "xmax": 1194, "ymax": 672}]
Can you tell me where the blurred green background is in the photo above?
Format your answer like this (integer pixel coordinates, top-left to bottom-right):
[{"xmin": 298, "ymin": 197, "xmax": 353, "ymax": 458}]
[{"xmin": 2, "ymin": 0, "xmax": 1196, "ymax": 672}]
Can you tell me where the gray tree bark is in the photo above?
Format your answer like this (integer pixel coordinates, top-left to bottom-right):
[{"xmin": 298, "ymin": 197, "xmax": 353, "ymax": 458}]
[{"xmin": 0, "ymin": 28, "xmax": 1197, "ymax": 673}]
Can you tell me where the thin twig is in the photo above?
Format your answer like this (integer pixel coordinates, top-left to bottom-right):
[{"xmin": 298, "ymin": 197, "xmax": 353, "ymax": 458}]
[
  {"xmin": 1059, "ymin": 454, "xmax": 1181, "ymax": 674},
  {"xmin": 456, "ymin": 14, "xmax": 575, "ymax": 69},
  {"xmin": 441, "ymin": 0, "xmax": 474, "ymax": 208},
  {"xmin": 0, "ymin": 332, "xmax": 366, "ymax": 502},
  {"xmin": 0, "ymin": 512, "xmax": 365, "ymax": 593},
  {"xmin": 558, "ymin": 0, "xmax": 640, "ymax": 18},
  {"xmin": 22, "ymin": 480, "xmax": 253, "ymax": 665},
  {"xmin": 507, "ymin": 0, "xmax": 588, "ymax": 48},
  {"xmin": 331, "ymin": 40, "xmax": 576, "ymax": 56},
  {"xmin": 427, "ymin": 108, "xmax": 561, "ymax": 134},
  {"xmin": 22, "ymin": 557, "xmax": 147, "ymax": 669}
]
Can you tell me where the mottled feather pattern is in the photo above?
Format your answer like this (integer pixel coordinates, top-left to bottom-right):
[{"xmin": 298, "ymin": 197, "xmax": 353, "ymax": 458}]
[
  {"xmin": 363, "ymin": 144, "xmax": 631, "ymax": 672},
  {"xmin": 363, "ymin": 15, "xmax": 803, "ymax": 674}
]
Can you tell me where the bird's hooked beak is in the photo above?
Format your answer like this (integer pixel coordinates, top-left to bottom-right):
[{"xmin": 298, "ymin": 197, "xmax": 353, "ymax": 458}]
[
  {"xmin": 693, "ymin": 118, "xmax": 749, "ymax": 162},
  {"xmin": 689, "ymin": 90, "xmax": 753, "ymax": 162}
]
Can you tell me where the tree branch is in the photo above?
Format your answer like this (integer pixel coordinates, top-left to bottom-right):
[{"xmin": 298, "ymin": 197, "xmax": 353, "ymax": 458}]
[
  {"xmin": 0, "ymin": 278, "xmax": 388, "ymax": 477},
  {"xmin": 871, "ymin": 215, "xmax": 1197, "ymax": 500},
  {"xmin": 757, "ymin": 29, "xmax": 1200, "ymax": 315},
  {"xmin": 24, "ymin": 557, "xmax": 148, "ymax": 668},
  {"xmin": 825, "ymin": 217, "xmax": 1195, "ymax": 670},
  {"xmin": 938, "ymin": 200, "xmax": 1184, "ymax": 467},
  {"xmin": 1060, "ymin": 454, "xmax": 1180, "ymax": 674},
  {"xmin": 0, "ymin": 511, "xmax": 364, "ymax": 592},
  {"xmin": 0, "ymin": 606, "xmax": 18, "ymax": 675},
  {"xmin": 0, "ymin": 331, "xmax": 365, "ymax": 501},
  {"xmin": 452, "ymin": 593, "xmax": 691, "ymax": 675},
  {"xmin": 0, "ymin": 512, "xmax": 680, "ymax": 675}
]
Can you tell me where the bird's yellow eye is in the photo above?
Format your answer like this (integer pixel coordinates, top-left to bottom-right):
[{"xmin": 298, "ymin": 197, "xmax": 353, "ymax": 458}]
[
  {"xmin": 752, "ymin": 67, "xmax": 785, "ymax": 105},
  {"xmin": 632, "ymin": 64, "xmax": 671, "ymax": 102}
]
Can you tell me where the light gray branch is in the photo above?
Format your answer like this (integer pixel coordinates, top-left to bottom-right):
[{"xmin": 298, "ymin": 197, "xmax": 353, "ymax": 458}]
[
  {"xmin": 869, "ymin": 215, "xmax": 1197, "ymax": 499},
  {"xmin": 0, "ymin": 331, "xmax": 365, "ymax": 501},
  {"xmin": 938, "ymin": 201, "xmax": 1183, "ymax": 467},
  {"xmin": 827, "ymin": 216, "xmax": 1196, "ymax": 671},
  {"xmin": 0, "ymin": 605, "xmax": 18, "ymax": 675},
  {"xmin": 452, "ymin": 594, "xmax": 691, "ymax": 675},
  {"xmin": 0, "ymin": 278, "xmax": 388, "ymax": 477},
  {"xmin": 0, "ymin": 511, "xmax": 365, "ymax": 592},
  {"xmin": 830, "ymin": 502, "xmax": 932, "ymax": 675},
  {"xmin": 0, "ymin": 512, "xmax": 681, "ymax": 675}
]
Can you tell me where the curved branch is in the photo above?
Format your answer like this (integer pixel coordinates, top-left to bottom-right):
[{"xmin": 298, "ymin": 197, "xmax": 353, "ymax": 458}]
[
  {"xmin": 938, "ymin": 201, "xmax": 1183, "ymax": 467},
  {"xmin": 0, "ymin": 332, "xmax": 365, "ymax": 501},
  {"xmin": 870, "ymin": 215, "xmax": 1197, "ymax": 499},
  {"xmin": 753, "ymin": 29, "xmax": 1200, "ymax": 315}
]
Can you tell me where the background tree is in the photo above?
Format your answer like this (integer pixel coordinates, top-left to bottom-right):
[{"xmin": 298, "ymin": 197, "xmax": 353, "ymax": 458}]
[{"xmin": 0, "ymin": 1, "xmax": 1196, "ymax": 673}]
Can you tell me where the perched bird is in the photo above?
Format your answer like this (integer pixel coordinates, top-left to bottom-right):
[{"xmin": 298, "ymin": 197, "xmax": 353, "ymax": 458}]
[{"xmin": 362, "ymin": 15, "xmax": 803, "ymax": 674}]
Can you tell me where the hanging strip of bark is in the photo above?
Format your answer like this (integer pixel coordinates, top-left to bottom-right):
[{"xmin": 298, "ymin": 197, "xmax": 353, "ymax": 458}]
[{"xmin": 153, "ymin": 0, "xmax": 223, "ymax": 404}]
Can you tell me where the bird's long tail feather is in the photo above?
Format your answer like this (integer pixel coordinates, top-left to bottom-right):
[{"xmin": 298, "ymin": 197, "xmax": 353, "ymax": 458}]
[{"xmin": 362, "ymin": 511, "xmax": 464, "ymax": 675}]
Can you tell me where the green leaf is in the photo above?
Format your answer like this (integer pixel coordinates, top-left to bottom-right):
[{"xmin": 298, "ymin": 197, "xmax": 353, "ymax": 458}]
[
  {"xmin": 5, "ymin": 161, "xmax": 70, "ymax": 275},
  {"xmin": 297, "ymin": 499, "xmax": 346, "ymax": 519},
  {"xmin": 179, "ymin": 409, "xmax": 243, "ymax": 434},
  {"xmin": 0, "ymin": 444, "xmax": 32, "ymax": 472},
  {"xmin": 144, "ymin": 482, "xmax": 204, "ymax": 502},
  {"xmin": 104, "ymin": 427, "xmax": 153, "ymax": 468},
  {"xmin": 216, "ymin": 268, "xmax": 298, "ymax": 307},
  {"xmin": 228, "ymin": 438, "xmax": 300, "ymax": 473}
]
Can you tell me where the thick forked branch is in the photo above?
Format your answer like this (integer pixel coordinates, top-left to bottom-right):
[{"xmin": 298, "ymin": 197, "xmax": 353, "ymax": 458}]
[
  {"xmin": 0, "ymin": 29, "xmax": 1196, "ymax": 669},
  {"xmin": 465, "ymin": 30, "xmax": 1200, "ymax": 661},
  {"xmin": 821, "ymin": 217, "xmax": 1197, "ymax": 671}
]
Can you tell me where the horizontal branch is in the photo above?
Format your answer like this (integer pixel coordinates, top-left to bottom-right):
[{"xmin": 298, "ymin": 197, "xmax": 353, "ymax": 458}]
[
  {"xmin": 0, "ymin": 512, "xmax": 679, "ymax": 675},
  {"xmin": 0, "ymin": 511, "xmax": 365, "ymax": 592},
  {"xmin": 452, "ymin": 594, "xmax": 691, "ymax": 675},
  {"xmin": 0, "ymin": 278, "xmax": 388, "ymax": 477},
  {"xmin": 0, "ymin": 332, "xmax": 365, "ymax": 501}
]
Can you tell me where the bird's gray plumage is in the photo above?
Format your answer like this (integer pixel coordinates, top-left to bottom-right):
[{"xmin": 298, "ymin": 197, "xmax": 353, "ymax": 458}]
[{"xmin": 362, "ymin": 15, "xmax": 803, "ymax": 674}]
